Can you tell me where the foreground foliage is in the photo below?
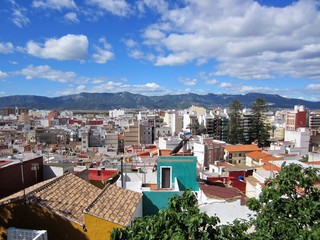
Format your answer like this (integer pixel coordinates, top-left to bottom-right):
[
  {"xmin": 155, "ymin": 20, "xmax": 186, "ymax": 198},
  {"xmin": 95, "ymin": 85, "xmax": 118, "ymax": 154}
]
[
  {"xmin": 112, "ymin": 164, "xmax": 320, "ymax": 239},
  {"xmin": 111, "ymin": 190, "xmax": 249, "ymax": 240},
  {"xmin": 247, "ymin": 164, "xmax": 320, "ymax": 239}
]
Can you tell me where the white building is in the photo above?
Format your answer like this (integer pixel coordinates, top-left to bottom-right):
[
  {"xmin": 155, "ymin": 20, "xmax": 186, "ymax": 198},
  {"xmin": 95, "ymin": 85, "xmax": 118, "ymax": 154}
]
[
  {"xmin": 284, "ymin": 128, "xmax": 310, "ymax": 156},
  {"xmin": 163, "ymin": 111, "xmax": 183, "ymax": 136},
  {"xmin": 109, "ymin": 109, "xmax": 125, "ymax": 118}
]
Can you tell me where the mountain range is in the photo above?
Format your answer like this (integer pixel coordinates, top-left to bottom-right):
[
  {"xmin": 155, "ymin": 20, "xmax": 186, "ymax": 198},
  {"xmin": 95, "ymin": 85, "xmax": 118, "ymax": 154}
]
[{"xmin": 0, "ymin": 92, "xmax": 319, "ymax": 110}]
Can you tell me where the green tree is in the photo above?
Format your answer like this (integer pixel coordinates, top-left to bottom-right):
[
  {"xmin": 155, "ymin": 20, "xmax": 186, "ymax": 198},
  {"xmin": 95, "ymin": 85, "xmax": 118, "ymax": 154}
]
[
  {"xmin": 111, "ymin": 190, "xmax": 249, "ymax": 240},
  {"xmin": 249, "ymin": 98, "xmax": 271, "ymax": 147},
  {"xmin": 248, "ymin": 164, "xmax": 320, "ymax": 239},
  {"xmin": 227, "ymin": 99, "xmax": 244, "ymax": 144}
]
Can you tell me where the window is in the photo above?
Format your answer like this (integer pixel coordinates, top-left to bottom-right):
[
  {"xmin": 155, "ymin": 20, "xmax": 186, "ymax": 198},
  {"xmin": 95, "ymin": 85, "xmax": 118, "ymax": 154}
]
[{"xmin": 160, "ymin": 167, "xmax": 171, "ymax": 188}]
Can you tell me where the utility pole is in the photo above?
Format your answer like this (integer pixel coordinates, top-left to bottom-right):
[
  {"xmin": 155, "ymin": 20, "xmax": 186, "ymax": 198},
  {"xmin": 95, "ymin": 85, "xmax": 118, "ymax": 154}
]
[{"xmin": 20, "ymin": 159, "xmax": 26, "ymax": 204}]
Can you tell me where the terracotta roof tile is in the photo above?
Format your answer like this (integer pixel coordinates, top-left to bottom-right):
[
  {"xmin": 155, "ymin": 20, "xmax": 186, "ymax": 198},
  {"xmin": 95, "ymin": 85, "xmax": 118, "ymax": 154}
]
[
  {"xmin": 225, "ymin": 144, "xmax": 261, "ymax": 153},
  {"xmin": 246, "ymin": 151, "xmax": 270, "ymax": 160},
  {"xmin": 261, "ymin": 155, "xmax": 283, "ymax": 163},
  {"xmin": 199, "ymin": 183, "xmax": 247, "ymax": 204},
  {"xmin": 307, "ymin": 161, "xmax": 320, "ymax": 166},
  {"xmin": 30, "ymin": 173, "xmax": 101, "ymax": 224},
  {"xmin": 85, "ymin": 184, "xmax": 142, "ymax": 226}
]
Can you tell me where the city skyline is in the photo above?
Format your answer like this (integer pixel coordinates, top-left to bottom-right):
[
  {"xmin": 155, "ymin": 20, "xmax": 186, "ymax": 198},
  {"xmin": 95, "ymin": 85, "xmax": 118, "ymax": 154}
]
[{"xmin": 1, "ymin": 0, "xmax": 320, "ymax": 102}]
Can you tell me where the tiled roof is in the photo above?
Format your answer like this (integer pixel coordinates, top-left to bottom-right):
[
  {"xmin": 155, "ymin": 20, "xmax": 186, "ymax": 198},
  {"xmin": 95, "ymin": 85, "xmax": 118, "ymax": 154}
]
[
  {"xmin": 261, "ymin": 155, "xmax": 283, "ymax": 163},
  {"xmin": 31, "ymin": 173, "xmax": 101, "ymax": 224},
  {"xmin": 199, "ymin": 183, "xmax": 246, "ymax": 204},
  {"xmin": 225, "ymin": 144, "xmax": 261, "ymax": 153},
  {"xmin": 85, "ymin": 184, "xmax": 142, "ymax": 226},
  {"xmin": 246, "ymin": 151, "xmax": 269, "ymax": 160},
  {"xmin": 0, "ymin": 173, "xmax": 101, "ymax": 225}
]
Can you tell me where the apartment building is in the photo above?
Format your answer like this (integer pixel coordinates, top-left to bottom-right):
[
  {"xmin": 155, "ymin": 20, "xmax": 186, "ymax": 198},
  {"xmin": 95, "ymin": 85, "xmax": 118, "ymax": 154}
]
[
  {"xmin": 163, "ymin": 111, "xmax": 183, "ymax": 136},
  {"xmin": 285, "ymin": 105, "xmax": 307, "ymax": 131},
  {"xmin": 309, "ymin": 111, "xmax": 320, "ymax": 129}
]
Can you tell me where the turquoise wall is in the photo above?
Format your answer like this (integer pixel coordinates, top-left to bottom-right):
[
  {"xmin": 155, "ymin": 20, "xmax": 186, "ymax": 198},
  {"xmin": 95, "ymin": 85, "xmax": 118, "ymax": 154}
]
[
  {"xmin": 142, "ymin": 156, "xmax": 199, "ymax": 216},
  {"xmin": 143, "ymin": 191, "xmax": 180, "ymax": 216},
  {"xmin": 157, "ymin": 156, "xmax": 199, "ymax": 191}
]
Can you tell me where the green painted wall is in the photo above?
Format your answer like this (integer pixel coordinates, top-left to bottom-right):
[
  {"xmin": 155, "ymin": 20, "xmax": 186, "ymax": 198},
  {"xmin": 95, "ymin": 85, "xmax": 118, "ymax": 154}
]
[
  {"xmin": 142, "ymin": 156, "xmax": 199, "ymax": 216},
  {"xmin": 157, "ymin": 156, "xmax": 199, "ymax": 191},
  {"xmin": 143, "ymin": 191, "xmax": 180, "ymax": 216}
]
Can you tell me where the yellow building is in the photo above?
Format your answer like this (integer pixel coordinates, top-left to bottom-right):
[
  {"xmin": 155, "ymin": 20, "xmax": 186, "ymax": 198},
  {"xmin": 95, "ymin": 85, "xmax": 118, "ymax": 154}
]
[
  {"xmin": 0, "ymin": 173, "xmax": 142, "ymax": 240},
  {"xmin": 188, "ymin": 105, "xmax": 207, "ymax": 114}
]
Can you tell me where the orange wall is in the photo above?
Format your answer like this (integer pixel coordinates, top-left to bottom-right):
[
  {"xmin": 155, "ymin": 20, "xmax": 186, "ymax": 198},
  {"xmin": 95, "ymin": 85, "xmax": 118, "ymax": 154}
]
[
  {"xmin": 84, "ymin": 213, "xmax": 122, "ymax": 240},
  {"xmin": 0, "ymin": 201, "xmax": 88, "ymax": 240}
]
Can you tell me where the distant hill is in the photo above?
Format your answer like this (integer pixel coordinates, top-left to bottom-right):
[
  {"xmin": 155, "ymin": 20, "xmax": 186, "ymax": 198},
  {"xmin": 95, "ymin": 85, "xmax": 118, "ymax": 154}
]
[{"xmin": 0, "ymin": 92, "xmax": 319, "ymax": 110}]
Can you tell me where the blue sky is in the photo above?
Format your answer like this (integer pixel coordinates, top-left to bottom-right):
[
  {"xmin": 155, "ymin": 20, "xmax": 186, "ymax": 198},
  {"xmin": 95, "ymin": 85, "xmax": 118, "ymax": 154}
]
[{"xmin": 0, "ymin": 0, "xmax": 320, "ymax": 102}]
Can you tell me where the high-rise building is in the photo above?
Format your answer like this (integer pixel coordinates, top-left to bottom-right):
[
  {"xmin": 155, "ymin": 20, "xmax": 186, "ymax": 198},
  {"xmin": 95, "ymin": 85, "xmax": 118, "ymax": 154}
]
[
  {"xmin": 309, "ymin": 111, "xmax": 320, "ymax": 129},
  {"xmin": 285, "ymin": 105, "xmax": 307, "ymax": 131}
]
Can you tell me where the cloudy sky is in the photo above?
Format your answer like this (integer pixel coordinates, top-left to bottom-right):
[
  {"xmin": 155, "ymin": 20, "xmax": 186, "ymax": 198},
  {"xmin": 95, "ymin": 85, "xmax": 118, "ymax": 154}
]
[{"xmin": 1, "ymin": 0, "xmax": 320, "ymax": 101}]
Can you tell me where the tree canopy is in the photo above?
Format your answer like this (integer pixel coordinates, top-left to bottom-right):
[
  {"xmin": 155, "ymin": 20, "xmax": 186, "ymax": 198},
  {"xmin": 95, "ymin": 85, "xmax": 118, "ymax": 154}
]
[
  {"xmin": 247, "ymin": 163, "xmax": 320, "ymax": 239},
  {"xmin": 249, "ymin": 98, "xmax": 271, "ymax": 147},
  {"xmin": 111, "ymin": 163, "xmax": 320, "ymax": 239},
  {"xmin": 227, "ymin": 99, "xmax": 244, "ymax": 144},
  {"xmin": 111, "ymin": 190, "xmax": 249, "ymax": 240}
]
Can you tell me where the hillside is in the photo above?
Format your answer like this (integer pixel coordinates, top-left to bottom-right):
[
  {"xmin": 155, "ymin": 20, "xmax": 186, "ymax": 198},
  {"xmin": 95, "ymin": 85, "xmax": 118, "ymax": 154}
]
[{"xmin": 0, "ymin": 92, "xmax": 319, "ymax": 110}]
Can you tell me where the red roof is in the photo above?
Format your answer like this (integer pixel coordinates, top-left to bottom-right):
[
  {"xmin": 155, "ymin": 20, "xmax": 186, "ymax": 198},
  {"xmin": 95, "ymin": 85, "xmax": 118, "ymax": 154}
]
[
  {"xmin": 199, "ymin": 183, "xmax": 246, "ymax": 204},
  {"xmin": 88, "ymin": 169, "xmax": 118, "ymax": 181}
]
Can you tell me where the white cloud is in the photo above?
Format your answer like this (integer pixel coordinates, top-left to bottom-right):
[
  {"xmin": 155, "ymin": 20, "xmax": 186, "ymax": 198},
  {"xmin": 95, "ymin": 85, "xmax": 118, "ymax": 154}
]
[
  {"xmin": 32, "ymin": 0, "xmax": 77, "ymax": 10},
  {"xmin": 26, "ymin": 34, "xmax": 88, "ymax": 61},
  {"xmin": 86, "ymin": 0, "xmax": 130, "ymax": 17},
  {"xmin": 92, "ymin": 38, "xmax": 114, "ymax": 64},
  {"xmin": 306, "ymin": 84, "xmax": 320, "ymax": 90},
  {"xmin": 136, "ymin": 0, "xmax": 169, "ymax": 14},
  {"xmin": 156, "ymin": 52, "xmax": 193, "ymax": 66},
  {"xmin": 64, "ymin": 12, "xmax": 79, "ymax": 23},
  {"xmin": 59, "ymin": 81, "xmax": 168, "ymax": 96},
  {"xmin": 145, "ymin": 82, "xmax": 160, "ymax": 89},
  {"xmin": 137, "ymin": 0, "xmax": 320, "ymax": 81},
  {"xmin": 178, "ymin": 77, "xmax": 197, "ymax": 86},
  {"xmin": 219, "ymin": 82, "xmax": 233, "ymax": 88},
  {"xmin": 206, "ymin": 79, "xmax": 218, "ymax": 85},
  {"xmin": 18, "ymin": 65, "xmax": 77, "ymax": 83},
  {"xmin": 239, "ymin": 85, "xmax": 276, "ymax": 94},
  {"xmin": 0, "ymin": 42, "xmax": 14, "ymax": 54},
  {"xmin": 76, "ymin": 85, "xmax": 86, "ymax": 91},
  {"xmin": 16, "ymin": 65, "xmax": 110, "ymax": 86},
  {"xmin": 123, "ymin": 39, "xmax": 137, "ymax": 48},
  {"xmin": 10, "ymin": 0, "xmax": 30, "ymax": 28},
  {"xmin": 0, "ymin": 71, "xmax": 8, "ymax": 78}
]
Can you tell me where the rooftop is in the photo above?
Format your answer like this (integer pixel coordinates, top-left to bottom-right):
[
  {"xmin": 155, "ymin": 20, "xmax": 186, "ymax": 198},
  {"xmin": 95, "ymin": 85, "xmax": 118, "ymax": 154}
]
[
  {"xmin": 0, "ymin": 173, "xmax": 101, "ymax": 225},
  {"xmin": 199, "ymin": 182, "xmax": 246, "ymax": 204},
  {"xmin": 225, "ymin": 144, "xmax": 261, "ymax": 153},
  {"xmin": 246, "ymin": 151, "xmax": 270, "ymax": 160},
  {"xmin": 85, "ymin": 184, "xmax": 142, "ymax": 226}
]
